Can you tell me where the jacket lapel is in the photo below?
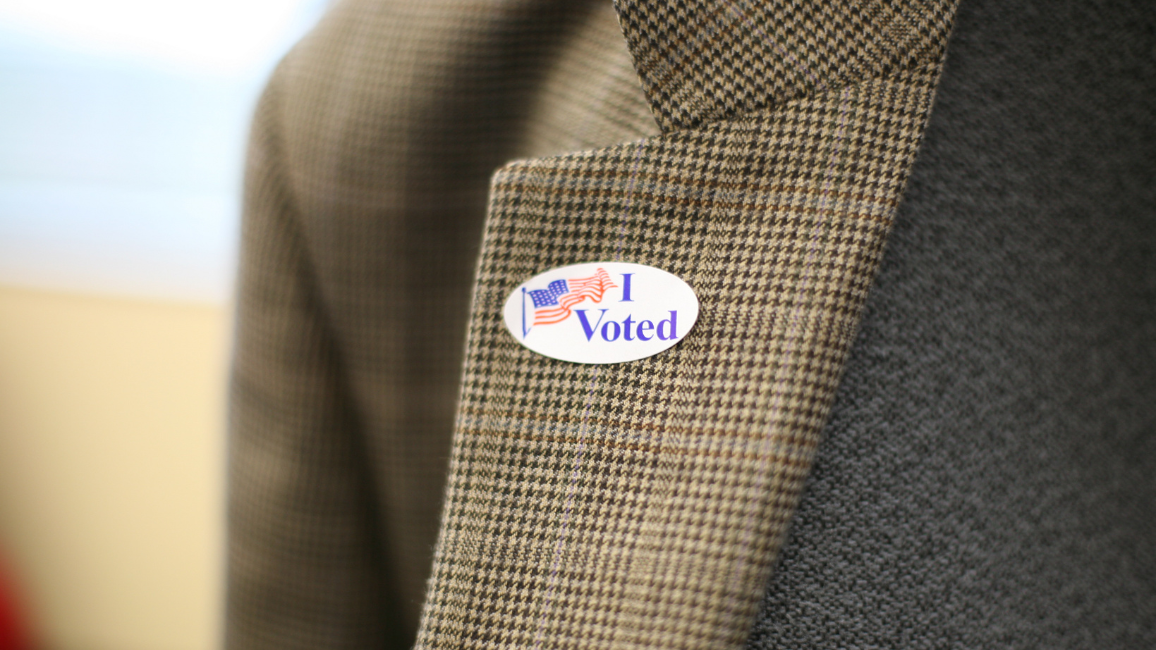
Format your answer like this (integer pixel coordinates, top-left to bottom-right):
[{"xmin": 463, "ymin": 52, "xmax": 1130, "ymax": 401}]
[{"xmin": 416, "ymin": 2, "xmax": 959, "ymax": 649}]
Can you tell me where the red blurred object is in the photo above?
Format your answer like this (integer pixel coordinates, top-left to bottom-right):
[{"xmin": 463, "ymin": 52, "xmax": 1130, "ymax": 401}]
[{"xmin": 0, "ymin": 554, "xmax": 34, "ymax": 650}]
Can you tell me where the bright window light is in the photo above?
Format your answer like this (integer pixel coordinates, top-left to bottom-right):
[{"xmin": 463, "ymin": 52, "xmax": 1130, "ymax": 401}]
[
  {"xmin": 0, "ymin": 0, "xmax": 320, "ymax": 75},
  {"xmin": 0, "ymin": 0, "xmax": 328, "ymax": 303}
]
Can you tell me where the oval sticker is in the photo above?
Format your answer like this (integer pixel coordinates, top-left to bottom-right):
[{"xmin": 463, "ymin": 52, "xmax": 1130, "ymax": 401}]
[{"xmin": 502, "ymin": 262, "xmax": 699, "ymax": 364}]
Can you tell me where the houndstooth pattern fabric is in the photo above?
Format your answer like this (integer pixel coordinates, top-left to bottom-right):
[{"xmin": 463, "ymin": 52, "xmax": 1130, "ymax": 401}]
[
  {"xmin": 413, "ymin": 2, "xmax": 958, "ymax": 649},
  {"xmin": 615, "ymin": 0, "xmax": 957, "ymax": 131},
  {"xmin": 228, "ymin": 1, "xmax": 958, "ymax": 649},
  {"xmin": 228, "ymin": 3, "xmax": 659, "ymax": 648}
]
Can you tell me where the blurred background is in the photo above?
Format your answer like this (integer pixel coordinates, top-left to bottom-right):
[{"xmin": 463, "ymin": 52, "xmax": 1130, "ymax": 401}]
[{"xmin": 0, "ymin": 1, "xmax": 328, "ymax": 648}]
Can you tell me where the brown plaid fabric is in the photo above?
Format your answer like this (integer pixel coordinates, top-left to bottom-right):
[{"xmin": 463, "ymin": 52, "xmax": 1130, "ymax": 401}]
[
  {"xmin": 229, "ymin": 4, "xmax": 660, "ymax": 648},
  {"xmin": 414, "ymin": 2, "xmax": 958, "ymax": 649},
  {"xmin": 228, "ymin": 1, "xmax": 957, "ymax": 649},
  {"xmin": 617, "ymin": 0, "xmax": 956, "ymax": 131}
]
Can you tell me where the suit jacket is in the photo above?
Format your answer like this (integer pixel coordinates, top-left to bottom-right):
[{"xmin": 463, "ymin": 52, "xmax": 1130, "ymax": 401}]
[{"xmin": 226, "ymin": 1, "xmax": 1156, "ymax": 648}]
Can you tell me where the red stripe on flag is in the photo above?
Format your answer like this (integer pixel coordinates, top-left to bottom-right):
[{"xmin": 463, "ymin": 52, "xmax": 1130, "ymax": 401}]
[{"xmin": 531, "ymin": 268, "xmax": 617, "ymax": 326}]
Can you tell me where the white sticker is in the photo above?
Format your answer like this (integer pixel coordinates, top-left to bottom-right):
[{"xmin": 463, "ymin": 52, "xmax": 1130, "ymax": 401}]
[{"xmin": 502, "ymin": 262, "xmax": 699, "ymax": 364}]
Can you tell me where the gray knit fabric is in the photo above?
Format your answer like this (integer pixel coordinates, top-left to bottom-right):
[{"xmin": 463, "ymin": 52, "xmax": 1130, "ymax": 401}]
[{"xmin": 748, "ymin": 0, "xmax": 1156, "ymax": 647}]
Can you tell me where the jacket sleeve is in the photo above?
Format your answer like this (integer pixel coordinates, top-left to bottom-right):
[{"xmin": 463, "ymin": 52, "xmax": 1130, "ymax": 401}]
[{"xmin": 226, "ymin": 65, "xmax": 404, "ymax": 650}]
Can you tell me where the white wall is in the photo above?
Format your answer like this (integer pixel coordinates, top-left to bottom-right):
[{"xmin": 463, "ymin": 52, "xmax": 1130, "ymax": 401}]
[
  {"xmin": 0, "ymin": 4, "xmax": 329, "ymax": 647},
  {"xmin": 0, "ymin": 285, "xmax": 228, "ymax": 650}
]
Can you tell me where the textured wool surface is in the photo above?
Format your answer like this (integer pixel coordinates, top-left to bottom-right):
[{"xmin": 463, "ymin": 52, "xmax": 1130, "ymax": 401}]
[
  {"xmin": 416, "ymin": 63, "xmax": 943, "ymax": 650},
  {"xmin": 614, "ymin": 0, "xmax": 955, "ymax": 131},
  {"xmin": 411, "ymin": 1, "xmax": 956, "ymax": 648},
  {"xmin": 748, "ymin": 0, "xmax": 1156, "ymax": 647},
  {"xmin": 227, "ymin": 4, "xmax": 661, "ymax": 648}
]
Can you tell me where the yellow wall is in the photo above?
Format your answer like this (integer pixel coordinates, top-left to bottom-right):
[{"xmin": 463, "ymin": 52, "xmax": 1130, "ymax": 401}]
[{"xmin": 0, "ymin": 284, "xmax": 227, "ymax": 650}]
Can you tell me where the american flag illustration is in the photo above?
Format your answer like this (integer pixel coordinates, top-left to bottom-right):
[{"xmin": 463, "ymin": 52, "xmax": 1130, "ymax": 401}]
[{"xmin": 526, "ymin": 268, "xmax": 617, "ymax": 326}]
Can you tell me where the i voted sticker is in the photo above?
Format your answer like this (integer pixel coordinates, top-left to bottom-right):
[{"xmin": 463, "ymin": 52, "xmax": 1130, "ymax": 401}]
[{"xmin": 502, "ymin": 262, "xmax": 699, "ymax": 364}]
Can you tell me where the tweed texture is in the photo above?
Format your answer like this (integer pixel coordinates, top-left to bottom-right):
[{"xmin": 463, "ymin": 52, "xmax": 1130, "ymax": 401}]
[
  {"xmin": 228, "ymin": 3, "xmax": 659, "ymax": 648},
  {"xmin": 413, "ymin": 2, "xmax": 957, "ymax": 648},
  {"xmin": 615, "ymin": 0, "xmax": 956, "ymax": 131}
]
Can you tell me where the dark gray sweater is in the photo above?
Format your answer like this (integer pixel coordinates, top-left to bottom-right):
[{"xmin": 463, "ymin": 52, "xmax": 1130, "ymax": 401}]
[{"xmin": 750, "ymin": 0, "xmax": 1156, "ymax": 646}]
